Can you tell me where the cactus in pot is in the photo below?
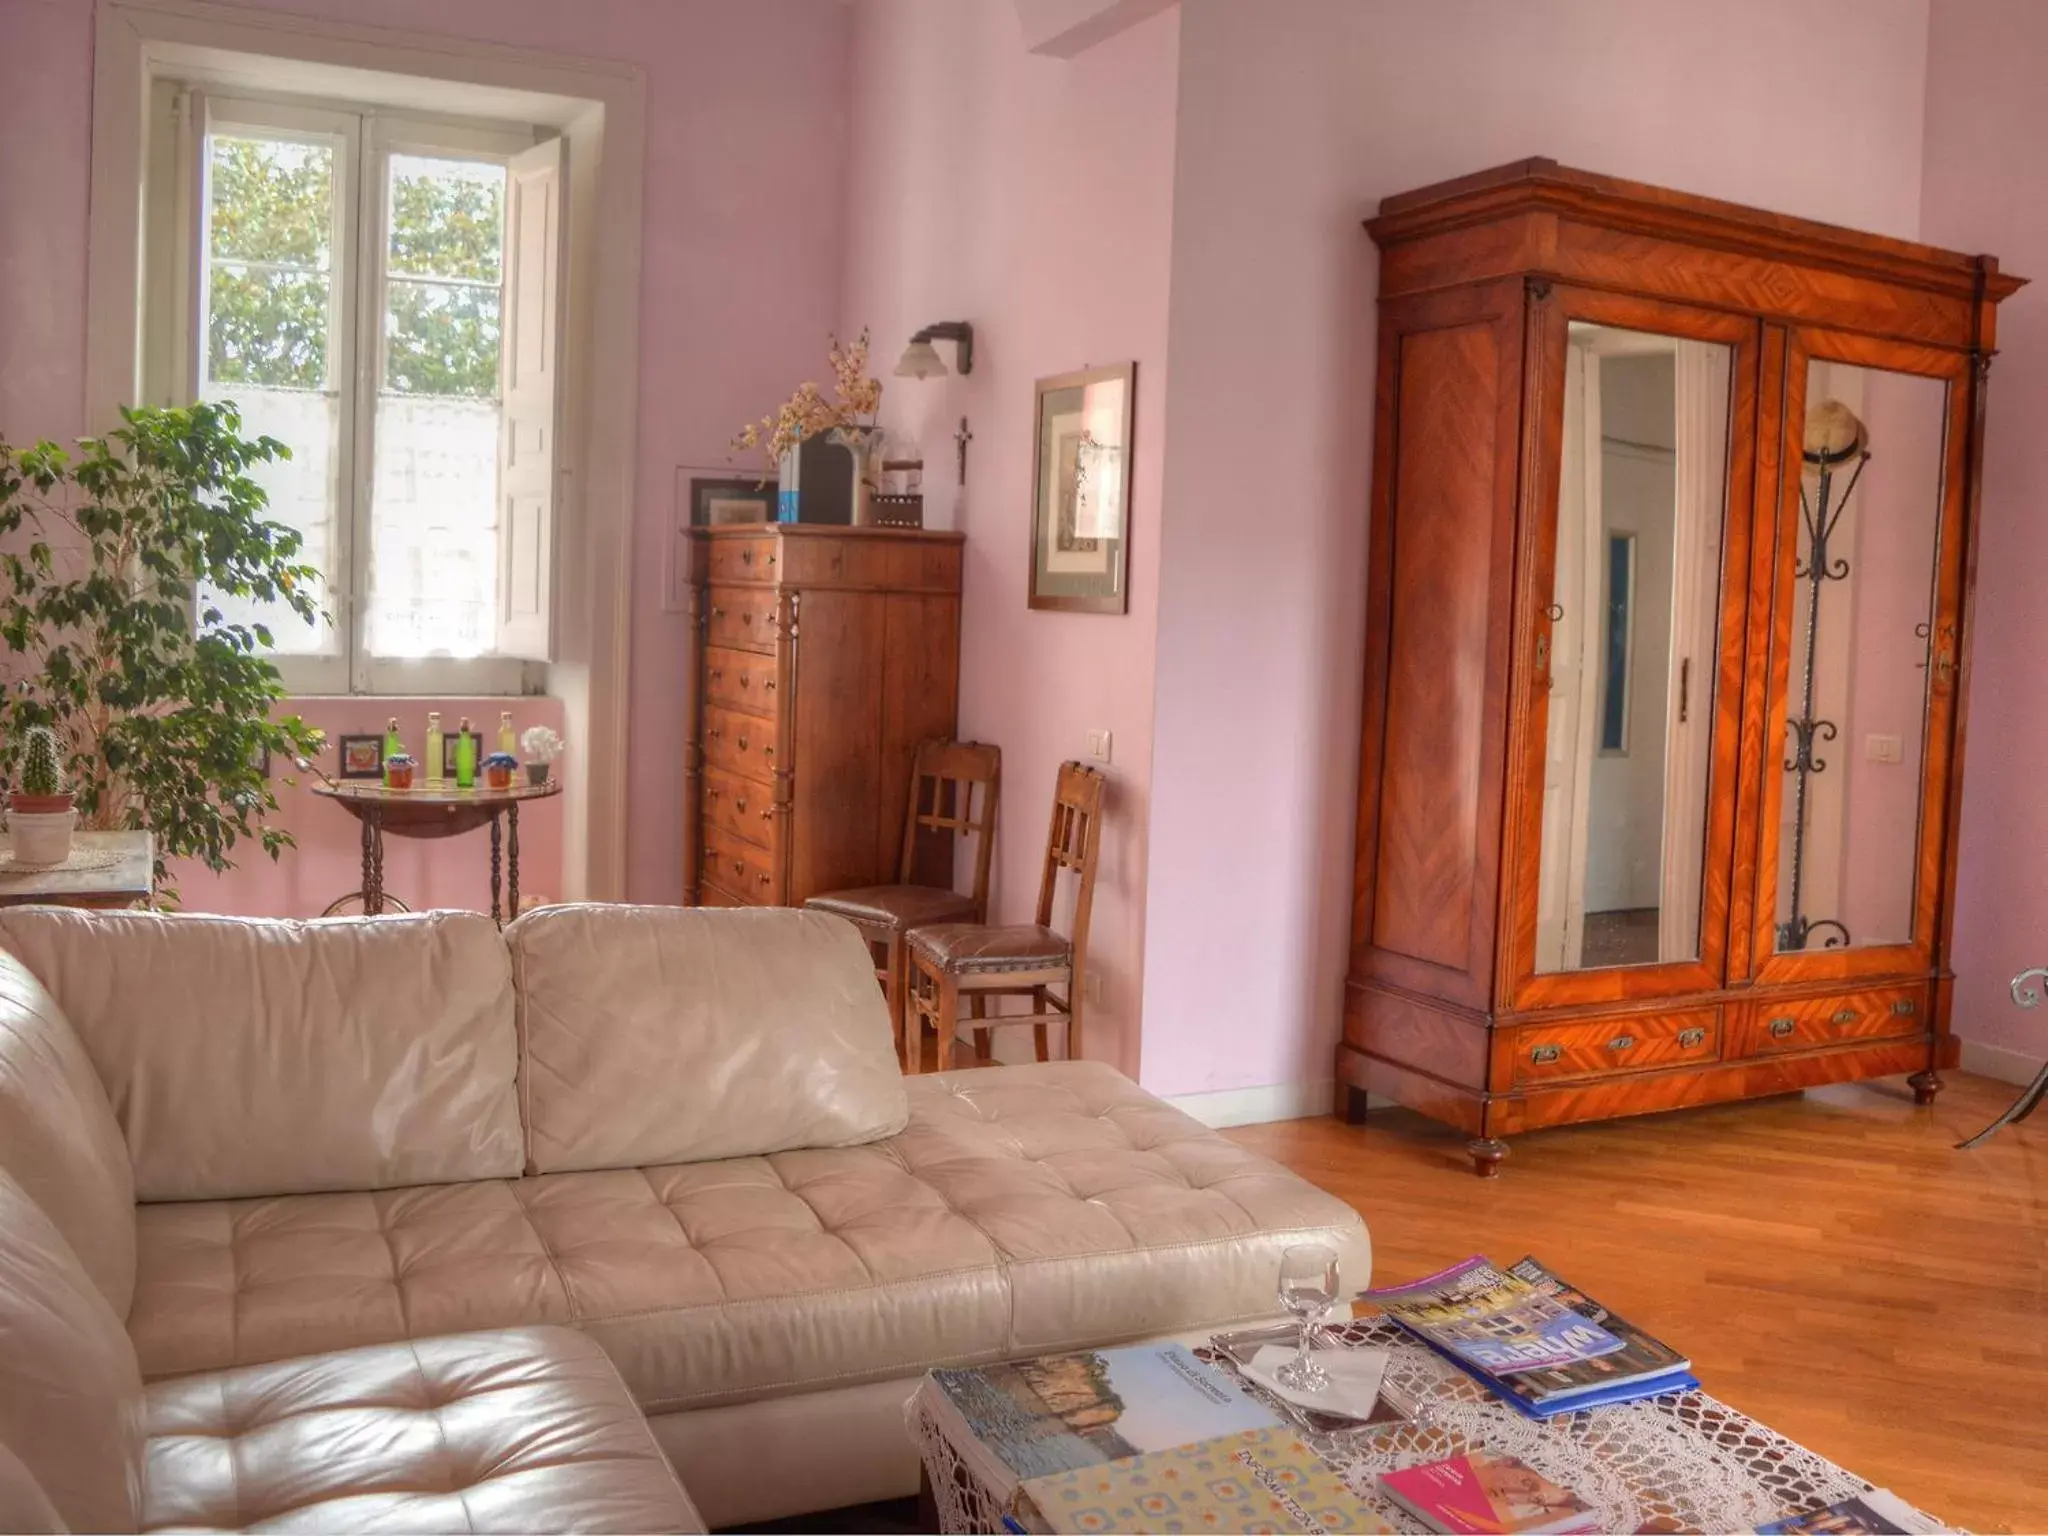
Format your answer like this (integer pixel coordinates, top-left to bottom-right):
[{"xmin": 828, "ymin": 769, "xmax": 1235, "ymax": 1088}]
[{"xmin": 10, "ymin": 727, "xmax": 73, "ymax": 815}]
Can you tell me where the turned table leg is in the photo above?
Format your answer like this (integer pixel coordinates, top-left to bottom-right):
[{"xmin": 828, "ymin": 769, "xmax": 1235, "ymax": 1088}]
[
  {"xmin": 507, "ymin": 802, "xmax": 521, "ymax": 919},
  {"xmin": 1467, "ymin": 1138, "xmax": 1509, "ymax": 1178},
  {"xmin": 366, "ymin": 812, "xmax": 386, "ymax": 917},
  {"xmin": 489, "ymin": 813, "xmax": 503, "ymax": 926}
]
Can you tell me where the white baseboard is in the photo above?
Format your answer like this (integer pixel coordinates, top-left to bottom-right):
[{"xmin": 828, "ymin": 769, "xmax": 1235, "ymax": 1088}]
[
  {"xmin": 1958, "ymin": 1036, "xmax": 2047, "ymax": 1088},
  {"xmin": 1166, "ymin": 1079, "xmax": 1335, "ymax": 1129}
]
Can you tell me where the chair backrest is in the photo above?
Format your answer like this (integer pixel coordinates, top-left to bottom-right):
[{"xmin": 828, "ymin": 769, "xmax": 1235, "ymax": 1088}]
[
  {"xmin": 898, "ymin": 739, "xmax": 1002, "ymax": 919},
  {"xmin": 1034, "ymin": 762, "xmax": 1107, "ymax": 963}
]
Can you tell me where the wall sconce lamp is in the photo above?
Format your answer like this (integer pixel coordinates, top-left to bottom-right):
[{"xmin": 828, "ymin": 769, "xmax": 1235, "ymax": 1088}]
[{"xmin": 894, "ymin": 321, "xmax": 975, "ymax": 378}]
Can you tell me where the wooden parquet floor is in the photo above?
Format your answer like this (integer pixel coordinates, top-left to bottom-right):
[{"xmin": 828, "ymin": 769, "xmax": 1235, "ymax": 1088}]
[{"xmin": 1226, "ymin": 1072, "xmax": 2047, "ymax": 1534}]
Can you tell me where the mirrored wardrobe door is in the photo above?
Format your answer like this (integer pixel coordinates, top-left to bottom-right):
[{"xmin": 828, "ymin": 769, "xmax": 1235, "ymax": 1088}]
[
  {"xmin": 1514, "ymin": 296, "xmax": 1755, "ymax": 1008},
  {"xmin": 1758, "ymin": 342, "xmax": 1965, "ymax": 978}
]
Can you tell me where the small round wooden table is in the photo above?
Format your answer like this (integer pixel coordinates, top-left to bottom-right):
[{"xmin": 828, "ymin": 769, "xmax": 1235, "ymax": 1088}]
[{"xmin": 311, "ymin": 780, "xmax": 561, "ymax": 924}]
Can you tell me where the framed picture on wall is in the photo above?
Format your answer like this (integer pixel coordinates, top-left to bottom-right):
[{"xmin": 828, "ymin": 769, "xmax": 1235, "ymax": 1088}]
[
  {"xmin": 1029, "ymin": 362, "xmax": 1135, "ymax": 613},
  {"xmin": 687, "ymin": 475, "xmax": 777, "ymax": 527},
  {"xmin": 337, "ymin": 734, "xmax": 383, "ymax": 779}
]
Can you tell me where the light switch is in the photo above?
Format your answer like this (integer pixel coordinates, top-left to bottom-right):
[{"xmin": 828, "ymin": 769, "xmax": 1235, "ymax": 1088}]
[
  {"xmin": 1866, "ymin": 733, "xmax": 1904, "ymax": 765},
  {"xmin": 1085, "ymin": 728, "xmax": 1113, "ymax": 764}
]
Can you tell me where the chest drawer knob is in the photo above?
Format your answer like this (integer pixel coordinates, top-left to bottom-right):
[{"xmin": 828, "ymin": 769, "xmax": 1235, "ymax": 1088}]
[
  {"xmin": 1891, "ymin": 999, "xmax": 1917, "ymax": 1017},
  {"xmin": 1677, "ymin": 1027, "xmax": 1706, "ymax": 1048},
  {"xmin": 1769, "ymin": 1017, "xmax": 1796, "ymax": 1040},
  {"xmin": 1606, "ymin": 1033, "xmax": 1637, "ymax": 1052},
  {"xmin": 1831, "ymin": 1008, "xmax": 1859, "ymax": 1025},
  {"xmin": 1529, "ymin": 1044, "xmax": 1562, "ymax": 1065}
]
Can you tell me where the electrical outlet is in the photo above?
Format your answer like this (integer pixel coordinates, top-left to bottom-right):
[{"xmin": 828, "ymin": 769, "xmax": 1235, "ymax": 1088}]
[
  {"xmin": 1085, "ymin": 728, "xmax": 1113, "ymax": 764},
  {"xmin": 1866, "ymin": 733, "xmax": 1904, "ymax": 765}
]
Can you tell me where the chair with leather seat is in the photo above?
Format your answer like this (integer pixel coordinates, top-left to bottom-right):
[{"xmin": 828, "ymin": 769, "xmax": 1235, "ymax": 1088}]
[
  {"xmin": 804, "ymin": 739, "xmax": 1000, "ymax": 1065},
  {"xmin": 906, "ymin": 760, "xmax": 1105, "ymax": 1071}
]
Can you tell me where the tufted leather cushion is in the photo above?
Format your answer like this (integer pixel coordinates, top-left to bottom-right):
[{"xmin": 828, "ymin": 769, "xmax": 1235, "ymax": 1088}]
[
  {"xmin": 128, "ymin": 1062, "xmax": 1371, "ymax": 1415},
  {"xmin": 0, "ymin": 947, "xmax": 137, "ymax": 1316},
  {"xmin": 0, "ymin": 1169, "xmax": 145, "ymax": 1533},
  {"xmin": 140, "ymin": 1327, "xmax": 702, "ymax": 1532},
  {"xmin": 804, "ymin": 884, "xmax": 979, "ymax": 931},
  {"xmin": 909, "ymin": 921, "xmax": 1071, "ymax": 973},
  {"xmin": 0, "ymin": 908, "xmax": 524, "ymax": 1201},
  {"xmin": 507, "ymin": 904, "xmax": 909, "ymax": 1173}
]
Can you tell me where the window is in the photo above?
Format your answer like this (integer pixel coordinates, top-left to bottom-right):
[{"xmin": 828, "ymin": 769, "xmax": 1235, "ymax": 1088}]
[{"xmin": 159, "ymin": 92, "xmax": 563, "ymax": 693}]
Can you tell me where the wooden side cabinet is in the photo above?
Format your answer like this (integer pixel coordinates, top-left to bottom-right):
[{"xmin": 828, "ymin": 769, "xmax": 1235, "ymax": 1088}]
[
  {"xmin": 684, "ymin": 525, "xmax": 963, "ymax": 908},
  {"xmin": 1341, "ymin": 159, "xmax": 2024, "ymax": 1175}
]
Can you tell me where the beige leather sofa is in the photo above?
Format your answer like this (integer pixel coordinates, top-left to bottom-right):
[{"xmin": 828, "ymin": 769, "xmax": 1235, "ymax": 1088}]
[{"xmin": 0, "ymin": 903, "xmax": 1370, "ymax": 1531}]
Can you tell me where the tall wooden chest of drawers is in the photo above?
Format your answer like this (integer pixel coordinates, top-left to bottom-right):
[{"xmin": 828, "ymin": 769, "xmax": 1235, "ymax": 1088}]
[{"xmin": 684, "ymin": 525, "xmax": 964, "ymax": 908}]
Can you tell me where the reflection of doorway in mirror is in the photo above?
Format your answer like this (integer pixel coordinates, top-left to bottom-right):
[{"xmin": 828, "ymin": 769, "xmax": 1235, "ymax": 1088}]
[{"xmin": 1536, "ymin": 324, "xmax": 1726, "ymax": 974}]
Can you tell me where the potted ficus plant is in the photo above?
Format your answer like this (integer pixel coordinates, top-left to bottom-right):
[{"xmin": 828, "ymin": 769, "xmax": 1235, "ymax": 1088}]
[
  {"xmin": 6, "ymin": 725, "xmax": 77, "ymax": 864},
  {"xmin": 0, "ymin": 403, "xmax": 328, "ymax": 897}
]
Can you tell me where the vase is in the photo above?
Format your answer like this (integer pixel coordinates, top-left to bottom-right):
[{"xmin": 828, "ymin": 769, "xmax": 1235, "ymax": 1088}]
[
  {"xmin": 6, "ymin": 807, "xmax": 76, "ymax": 865},
  {"xmin": 831, "ymin": 425, "xmax": 882, "ymax": 527}
]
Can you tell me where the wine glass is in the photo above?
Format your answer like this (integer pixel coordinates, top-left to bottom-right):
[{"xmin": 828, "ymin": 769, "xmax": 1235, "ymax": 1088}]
[{"xmin": 1276, "ymin": 1243, "xmax": 1340, "ymax": 1392}]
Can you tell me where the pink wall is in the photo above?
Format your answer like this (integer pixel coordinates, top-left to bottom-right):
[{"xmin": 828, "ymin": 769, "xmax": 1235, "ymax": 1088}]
[
  {"xmin": 840, "ymin": 0, "xmax": 1177, "ymax": 1077},
  {"xmin": 0, "ymin": 0, "xmax": 851, "ymax": 911},
  {"xmin": 1139, "ymin": 0, "xmax": 1935, "ymax": 1099},
  {"xmin": 169, "ymin": 696, "xmax": 566, "ymax": 917},
  {"xmin": 1923, "ymin": 0, "xmax": 2048, "ymax": 1063}
]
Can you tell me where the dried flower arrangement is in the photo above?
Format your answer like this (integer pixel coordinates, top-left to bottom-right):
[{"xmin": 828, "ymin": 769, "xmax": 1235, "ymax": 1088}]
[{"xmin": 732, "ymin": 328, "xmax": 885, "ymax": 476}]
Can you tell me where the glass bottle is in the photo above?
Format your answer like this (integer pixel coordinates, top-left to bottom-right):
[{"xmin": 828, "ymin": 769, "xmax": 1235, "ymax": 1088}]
[
  {"xmin": 424, "ymin": 712, "xmax": 445, "ymax": 787},
  {"xmin": 455, "ymin": 716, "xmax": 477, "ymax": 789},
  {"xmin": 382, "ymin": 716, "xmax": 402, "ymax": 763},
  {"xmin": 498, "ymin": 710, "xmax": 517, "ymax": 758}
]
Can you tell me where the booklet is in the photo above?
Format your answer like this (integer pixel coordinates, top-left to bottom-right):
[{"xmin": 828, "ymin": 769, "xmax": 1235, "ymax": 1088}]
[
  {"xmin": 1378, "ymin": 1452, "xmax": 1601, "ymax": 1535},
  {"xmin": 1756, "ymin": 1489, "xmax": 1948, "ymax": 1534}
]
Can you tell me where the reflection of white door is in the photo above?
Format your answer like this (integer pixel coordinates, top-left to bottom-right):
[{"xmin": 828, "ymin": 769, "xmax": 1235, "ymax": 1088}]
[
  {"xmin": 1659, "ymin": 342, "xmax": 1729, "ymax": 961},
  {"xmin": 1536, "ymin": 347, "xmax": 1604, "ymax": 971}
]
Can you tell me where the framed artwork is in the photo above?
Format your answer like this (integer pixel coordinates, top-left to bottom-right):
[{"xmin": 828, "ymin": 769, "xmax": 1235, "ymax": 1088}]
[
  {"xmin": 336, "ymin": 735, "xmax": 383, "ymax": 779},
  {"xmin": 687, "ymin": 475, "xmax": 776, "ymax": 527},
  {"xmin": 1029, "ymin": 362, "xmax": 1135, "ymax": 613}
]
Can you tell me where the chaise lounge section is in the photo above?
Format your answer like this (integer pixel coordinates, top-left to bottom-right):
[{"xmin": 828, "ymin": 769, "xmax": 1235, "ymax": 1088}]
[{"xmin": 0, "ymin": 903, "xmax": 1370, "ymax": 1529}]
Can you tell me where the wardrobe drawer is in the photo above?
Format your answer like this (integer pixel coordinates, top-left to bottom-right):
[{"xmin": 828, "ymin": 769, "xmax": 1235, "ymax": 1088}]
[
  {"xmin": 702, "ymin": 766, "xmax": 779, "ymax": 851},
  {"xmin": 704, "ymin": 586, "xmax": 783, "ymax": 654},
  {"xmin": 702, "ymin": 704, "xmax": 782, "ymax": 781},
  {"xmin": 700, "ymin": 831, "xmax": 783, "ymax": 906},
  {"xmin": 705, "ymin": 535, "xmax": 783, "ymax": 586},
  {"xmin": 1509, "ymin": 1008, "xmax": 1720, "ymax": 1086},
  {"xmin": 703, "ymin": 645, "xmax": 782, "ymax": 718},
  {"xmin": 1743, "ymin": 985, "xmax": 1928, "ymax": 1056}
]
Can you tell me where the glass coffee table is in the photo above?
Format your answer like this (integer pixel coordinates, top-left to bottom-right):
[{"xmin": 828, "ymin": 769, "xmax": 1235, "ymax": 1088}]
[{"xmin": 908, "ymin": 1317, "xmax": 1947, "ymax": 1533}]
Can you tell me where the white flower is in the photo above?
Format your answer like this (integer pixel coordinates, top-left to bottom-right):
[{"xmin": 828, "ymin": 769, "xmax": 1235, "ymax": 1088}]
[{"xmin": 520, "ymin": 725, "xmax": 564, "ymax": 761}]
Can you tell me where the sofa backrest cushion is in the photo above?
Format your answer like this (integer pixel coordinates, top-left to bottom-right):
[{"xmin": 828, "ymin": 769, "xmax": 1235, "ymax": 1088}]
[
  {"xmin": 0, "ymin": 908, "xmax": 523, "ymax": 1201},
  {"xmin": 0, "ymin": 951, "xmax": 136, "ymax": 1319},
  {"xmin": 506, "ymin": 904, "xmax": 909, "ymax": 1172},
  {"xmin": 0, "ymin": 1169, "xmax": 144, "ymax": 1533},
  {"xmin": 0, "ymin": 1442, "xmax": 62, "ymax": 1535}
]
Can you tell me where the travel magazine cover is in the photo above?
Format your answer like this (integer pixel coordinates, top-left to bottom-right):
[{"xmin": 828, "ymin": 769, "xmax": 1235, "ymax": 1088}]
[
  {"xmin": 1378, "ymin": 1452, "xmax": 1601, "ymax": 1535},
  {"xmin": 1021, "ymin": 1425, "xmax": 1394, "ymax": 1535},
  {"xmin": 1497, "ymin": 1257, "xmax": 1693, "ymax": 1407},
  {"xmin": 1361, "ymin": 1257, "xmax": 1626, "ymax": 1374},
  {"xmin": 1755, "ymin": 1489, "xmax": 1946, "ymax": 1534}
]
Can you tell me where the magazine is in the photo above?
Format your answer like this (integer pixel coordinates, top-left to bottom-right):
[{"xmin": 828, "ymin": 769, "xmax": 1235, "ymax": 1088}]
[
  {"xmin": 1378, "ymin": 1452, "xmax": 1601, "ymax": 1535},
  {"xmin": 1361, "ymin": 1257, "xmax": 1626, "ymax": 1374},
  {"xmin": 924, "ymin": 1343, "xmax": 1280, "ymax": 1510},
  {"xmin": 1498, "ymin": 1257, "xmax": 1692, "ymax": 1407},
  {"xmin": 1022, "ymin": 1425, "xmax": 1395, "ymax": 1534},
  {"xmin": 1755, "ymin": 1489, "xmax": 1947, "ymax": 1535}
]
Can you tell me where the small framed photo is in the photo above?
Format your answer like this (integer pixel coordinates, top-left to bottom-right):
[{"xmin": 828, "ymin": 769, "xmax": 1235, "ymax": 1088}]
[
  {"xmin": 337, "ymin": 735, "xmax": 383, "ymax": 779},
  {"xmin": 688, "ymin": 475, "xmax": 776, "ymax": 528},
  {"xmin": 1030, "ymin": 361, "xmax": 1135, "ymax": 614}
]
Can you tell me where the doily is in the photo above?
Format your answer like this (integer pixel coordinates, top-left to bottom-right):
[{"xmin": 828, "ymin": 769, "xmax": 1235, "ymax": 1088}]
[{"xmin": 0, "ymin": 844, "xmax": 127, "ymax": 876}]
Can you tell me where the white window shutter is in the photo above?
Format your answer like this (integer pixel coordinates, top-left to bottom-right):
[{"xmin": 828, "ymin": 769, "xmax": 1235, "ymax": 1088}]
[{"xmin": 497, "ymin": 136, "xmax": 565, "ymax": 660}]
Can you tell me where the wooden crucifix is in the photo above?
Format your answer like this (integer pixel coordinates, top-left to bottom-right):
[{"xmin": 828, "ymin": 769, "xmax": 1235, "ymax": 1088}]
[{"xmin": 953, "ymin": 416, "xmax": 973, "ymax": 486}]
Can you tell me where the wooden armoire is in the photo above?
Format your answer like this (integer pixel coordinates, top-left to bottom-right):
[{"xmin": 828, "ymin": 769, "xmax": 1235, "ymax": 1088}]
[
  {"xmin": 683, "ymin": 525, "xmax": 963, "ymax": 907},
  {"xmin": 1341, "ymin": 159, "xmax": 2023, "ymax": 1175}
]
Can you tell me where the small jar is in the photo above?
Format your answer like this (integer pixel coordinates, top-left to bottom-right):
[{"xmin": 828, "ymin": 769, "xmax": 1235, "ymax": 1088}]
[
  {"xmin": 483, "ymin": 752, "xmax": 518, "ymax": 791},
  {"xmin": 383, "ymin": 753, "xmax": 417, "ymax": 791}
]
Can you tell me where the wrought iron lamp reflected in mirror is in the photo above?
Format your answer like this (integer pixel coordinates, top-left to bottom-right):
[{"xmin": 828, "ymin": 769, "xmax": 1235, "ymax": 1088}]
[
  {"xmin": 894, "ymin": 322, "xmax": 977, "ymax": 487},
  {"xmin": 1778, "ymin": 398, "xmax": 1868, "ymax": 952}
]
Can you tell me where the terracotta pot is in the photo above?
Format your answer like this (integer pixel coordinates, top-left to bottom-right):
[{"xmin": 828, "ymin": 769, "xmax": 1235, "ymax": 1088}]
[{"xmin": 9, "ymin": 791, "xmax": 74, "ymax": 816}]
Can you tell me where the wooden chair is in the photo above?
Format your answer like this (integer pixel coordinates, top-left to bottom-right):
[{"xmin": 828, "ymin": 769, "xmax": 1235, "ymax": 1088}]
[
  {"xmin": 804, "ymin": 740, "xmax": 1000, "ymax": 1063},
  {"xmin": 905, "ymin": 761, "xmax": 1105, "ymax": 1071}
]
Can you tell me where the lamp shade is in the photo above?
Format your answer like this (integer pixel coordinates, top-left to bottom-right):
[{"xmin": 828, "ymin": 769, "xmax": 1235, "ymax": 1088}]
[{"xmin": 894, "ymin": 339, "xmax": 947, "ymax": 379}]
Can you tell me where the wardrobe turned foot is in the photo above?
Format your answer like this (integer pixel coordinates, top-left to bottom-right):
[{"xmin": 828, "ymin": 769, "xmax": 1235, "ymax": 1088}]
[
  {"xmin": 1908, "ymin": 1070, "xmax": 1942, "ymax": 1107},
  {"xmin": 1466, "ymin": 1138, "xmax": 1509, "ymax": 1178}
]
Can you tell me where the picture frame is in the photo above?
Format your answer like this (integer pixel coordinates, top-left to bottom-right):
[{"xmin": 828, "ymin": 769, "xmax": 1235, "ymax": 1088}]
[
  {"xmin": 1029, "ymin": 362, "xmax": 1135, "ymax": 613},
  {"xmin": 687, "ymin": 475, "xmax": 777, "ymax": 528},
  {"xmin": 337, "ymin": 734, "xmax": 383, "ymax": 779}
]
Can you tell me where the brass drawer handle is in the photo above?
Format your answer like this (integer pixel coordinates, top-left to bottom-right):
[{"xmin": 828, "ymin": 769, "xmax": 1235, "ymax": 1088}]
[
  {"xmin": 1891, "ymin": 999, "xmax": 1917, "ymax": 1017},
  {"xmin": 710, "ymin": 606, "xmax": 725, "ymax": 619},
  {"xmin": 707, "ymin": 727, "xmax": 724, "ymax": 742},
  {"xmin": 1769, "ymin": 1017, "xmax": 1796, "ymax": 1040},
  {"xmin": 705, "ymin": 786, "xmax": 722, "ymax": 801},
  {"xmin": 759, "ymin": 809, "xmax": 772, "ymax": 822},
  {"xmin": 1831, "ymin": 1008, "xmax": 1859, "ymax": 1025},
  {"xmin": 764, "ymin": 679, "xmax": 776, "ymax": 691},
  {"xmin": 731, "ymin": 859, "xmax": 744, "ymax": 877},
  {"xmin": 708, "ymin": 668, "xmax": 723, "ymax": 682},
  {"xmin": 739, "ymin": 675, "xmax": 750, "ymax": 688},
  {"xmin": 1530, "ymin": 1044, "xmax": 1562, "ymax": 1065},
  {"xmin": 1606, "ymin": 1033, "xmax": 1637, "ymax": 1052},
  {"xmin": 734, "ymin": 796, "xmax": 747, "ymax": 814},
  {"xmin": 757, "ymin": 872, "xmax": 772, "ymax": 888},
  {"xmin": 1677, "ymin": 1027, "xmax": 1706, "ymax": 1048},
  {"xmin": 741, "ymin": 549, "xmax": 754, "ymax": 564}
]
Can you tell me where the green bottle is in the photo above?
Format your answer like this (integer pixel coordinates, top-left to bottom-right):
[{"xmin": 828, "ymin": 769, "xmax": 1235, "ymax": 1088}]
[
  {"xmin": 455, "ymin": 716, "xmax": 477, "ymax": 789},
  {"xmin": 382, "ymin": 716, "xmax": 402, "ymax": 764}
]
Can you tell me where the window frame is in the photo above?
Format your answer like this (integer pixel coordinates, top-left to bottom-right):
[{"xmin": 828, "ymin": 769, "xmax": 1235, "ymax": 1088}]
[{"xmin": 182, "ymin": 90, "xmax": 544, "ymax": 697}]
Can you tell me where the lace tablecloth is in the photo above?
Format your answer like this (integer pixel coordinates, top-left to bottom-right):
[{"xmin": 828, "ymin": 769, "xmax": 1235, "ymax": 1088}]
[{"xmin": 909, "ymin": 1318, "xmax": 1941, "ymax": 1534}]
